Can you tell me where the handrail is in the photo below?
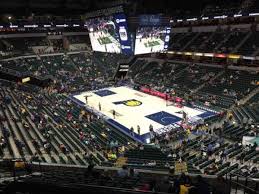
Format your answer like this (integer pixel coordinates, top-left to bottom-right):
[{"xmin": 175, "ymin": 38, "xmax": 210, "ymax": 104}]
[{"xmin": 226, "ymin": 172, "xmax": 259, "ymax": 194}]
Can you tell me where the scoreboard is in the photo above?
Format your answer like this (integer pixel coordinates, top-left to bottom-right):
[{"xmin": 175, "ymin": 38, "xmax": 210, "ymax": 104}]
[{"xmin": 85, "ymin": 11, "xmax": 171, "ymax": 56}]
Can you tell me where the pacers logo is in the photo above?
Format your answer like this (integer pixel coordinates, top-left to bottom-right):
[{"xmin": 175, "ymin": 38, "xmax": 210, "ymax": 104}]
[
  {"xmin": 113, "ymin": 99, "xmax": 142, "ymax": 107},
  {"xmin": 124, "ymin": 99, "xmax": 142, "ymax": 107}
]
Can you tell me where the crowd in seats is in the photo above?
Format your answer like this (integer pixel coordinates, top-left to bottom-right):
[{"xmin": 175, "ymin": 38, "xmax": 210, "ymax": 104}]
[
  {"xmin": 0, "ymin": 37, "xmax": 50, "ymax": 57},
  {"xmin": 215, "ymin": 30, "xmax": 247, "ymax": 54},
  {"xmin": 170, "ymin": 65, "xmax": 220, "ymax": 94},
  {"xmin": 132, "ymin": 63, "xmax": 258, "ymax": 179},
  {"xmin": 0, "ymin": 41, "xmax": 8, "ymax": 53},
  {"xmin": 2, "ymin": 162, "xmax": 230, "ymax": 194},
  {"xmin": 0, "ymin": 51, "xmax": 137, "ymax": 166},
  {"xmin": 184, "ymin": 32, "xmax": 211, "ymax": 52},
  {"xmin": 0, "ymin": 79, "xmax": 138, "ymax": 165},
  {"xmin": 3, "ymin": 131, "xmax": 258, "ymax": 193},
  {"xmin": 169, "ymin": 28, "xmax": 259, "ymax": 57},
  {"xmin": 24, "ymin": 37, "xmax": 49, "ymax": 47},
  {"xmin": 1, "ymin": 27, "xmax": 259, "ymax": 58},
  {"xmin": 69, "ymin": 52, "xmax": 120, "ymax": 91},
  {"xmin": 133, "ymin": 62, "xmax": 258, "ymax": 109},
  {"xmin": 1, "ymin": 52, "xmax": 121, "ymax": 93},
  {"xmin": 49, "ymin": 39, "xmax": 63, "ymax": 52},
  {"xmin": 0, "ymin": 36, "xmax": 93, "ymax": 56},
  {"xmin": 0, "ymin": 37, "xmax": 48, "ymax": 54},
  {"xmin": 201, "ymin": 70, "xmax": 258, "ymax": 99},
  {"xmin": 237, "ymin": 31, "xmax": 259, "ymax": 56},
  {"xmin": 118, "ymin": 118, "xmax": 258, "ymax": 177},
  {"xmin": 1, "ymin": 38, "xmax": 30, "ymax": 53},
  {"xmin": 0, "ymin": 82, "xmax": 88, "ymax": 164},
  {"xmin": 134, "ymin": 62, "xmax": 259, "ymax": 110},
  {"xmin": 233, "ymin": 105, "xmax": 259, "ymax": 125},
  {"xmin": 134, "ymin": 62, "xmax": 194, "ymax": 93},
  {"xmin": 232, "ymin": 93, "xmax": 259, "ymax": 125},
  {"xmin": 1, "ymin": 26, "xmax": 259, "ymax": 58},
  {"xmin": 0, "ymin": 59, "xmax": 30, "ymax": 73},
  {"xmin": 198, "ymin": 30, "xmax": 229, "ymax": 53},
  {"xmin": 170, "ymin": 32, "xmax": 196, "ymax": 51},
  {"xmin": 67, "ymin": 35, "xmax": 90, "ymax": 44},
  {"xmin": 127, "ymin": 59, "xmax": 149, "ymax": 78},
  {"xmin": 1, "ymin": 54, "xmax": 258, "ymax": 168}
]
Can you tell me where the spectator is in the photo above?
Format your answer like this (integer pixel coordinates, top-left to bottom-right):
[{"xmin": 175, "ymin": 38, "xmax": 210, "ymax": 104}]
[
  {"xmin": 180, "ymin": 175, "xmax": 192, "ymax": 194},
  {"xmin": 168, "ymin": 169, "xmax": 180, "ymax": 193},
  {"xmin": 117, "ymin": 165, "xmax": 128, "ymax": 178}
]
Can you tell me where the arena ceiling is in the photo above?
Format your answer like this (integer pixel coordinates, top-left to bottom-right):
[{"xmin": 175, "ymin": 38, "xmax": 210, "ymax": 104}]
[{"xmin": 0, "ymin": 0, "xmax": 257, "ymax": 16}]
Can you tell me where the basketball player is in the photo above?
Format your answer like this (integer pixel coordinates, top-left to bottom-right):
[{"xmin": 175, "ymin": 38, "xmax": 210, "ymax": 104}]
[
  {"xmin": 112, "ymin": 109, "xmax": 116, "ymax": 119},
  {"xmin": 137, "ymin": 125, "xmax": 141, "ymax": 135},
  {"xmin": 165, "ymin": 94, "xmax": 168, "ymax": 106},
  {"xmin": 98, "ymin": 102, "xmax": 101, "ymax": 111},
  {"xmin": 84, "ymin": 96, "xmax": 88, "ymax": 104},
  {"xmin": 130, "ymin": 127, "xmax": 134, "ymax": 137},
  {"xmin": 149, "ymin": 124, "xmax": 153, "ymax": 131}
]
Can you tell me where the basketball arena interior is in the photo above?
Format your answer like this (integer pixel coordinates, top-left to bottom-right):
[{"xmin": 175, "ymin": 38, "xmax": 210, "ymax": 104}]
[{"xmin": 0, "ymin": 0, "xmax": 259, "ymax": 193}]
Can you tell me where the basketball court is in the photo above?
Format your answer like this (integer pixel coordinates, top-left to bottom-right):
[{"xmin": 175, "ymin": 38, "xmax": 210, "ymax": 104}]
[{"xmin": 71, "ymin": 86, "xmax": 217, "ymax": 142}]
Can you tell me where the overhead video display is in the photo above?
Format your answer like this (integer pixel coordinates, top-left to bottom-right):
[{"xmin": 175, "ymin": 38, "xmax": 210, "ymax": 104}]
[
  {"xmin": 85, "ymin": 14, "xmax": 132, "ymax": 54},
  {"xmin": 134, "ymin": 26, "xmax": 171, "ymax": 55}
]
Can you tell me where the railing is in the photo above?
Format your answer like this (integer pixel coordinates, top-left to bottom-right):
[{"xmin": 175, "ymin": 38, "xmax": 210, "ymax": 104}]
[
  {"xmin": 225, "ymin": 172, "xmax": 259, "ymax": 194},
  {"xmin": 9, "ymin": 159, "xmax": 259, "ymax": 194},
  {"xmin": 0, "ymin": 66, "xmax": 22, "ymax": 77}
]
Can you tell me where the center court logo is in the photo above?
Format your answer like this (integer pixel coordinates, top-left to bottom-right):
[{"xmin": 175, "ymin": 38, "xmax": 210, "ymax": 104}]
[
  {"xmin": 125, "ymin": 99, "xmax": 142, "ymax": 107},
  {"xmin": 113, "ymin": 99, "xmax": 142, "ymax": 107}
]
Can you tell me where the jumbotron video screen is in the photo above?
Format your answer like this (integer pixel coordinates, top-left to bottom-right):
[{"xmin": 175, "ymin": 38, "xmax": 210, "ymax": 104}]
[
  {"xmin": 134, "ymin": 26, "xmax": 171, "ymax": 55},
  {"xmin": 85, "ymin": 16, "xmax": 123, "ymax": 53}
]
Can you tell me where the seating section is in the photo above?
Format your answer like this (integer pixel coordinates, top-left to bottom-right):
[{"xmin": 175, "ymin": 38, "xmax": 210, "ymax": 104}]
[
  {"xmin": 0, "ymin": 41, "xmax": 8, "ymax": 52},
  {"xmin": 199, "ymin": 70, "xmax": 259, "ymax": 107},
  {"xmin": 1, "ymin": 161, "xmax": 258, "ymax": 194},
  {"xmin": 216, "ymin": 31, "xmax": 247, "ymax": 53},
  {"xmin": 0, "ymin": 52, "xmax": 122, "ymax": 94},
  {"xmin": 1, "ymin": 28, "xmax": 259, "ymax": 57},
  {"xmin": 169, "ymin": 29, "xmax": 259, "ymax": 56},
  {"xmin": 24, "ymin": 37, "xmax": 49, "ymax": 47},
  {"xmin": 0, "ymin": 59, "xmax": 29, "ymax": 73},
  {"xmin": 0, "ymin": 85, "xmax": 89, "ymax": 165},
  {"xmin": 1, "ymin": 38, "xmax": 29, "ymax": 53},
  {"xmin": 0, "ymin": 78, "xmax": 137, "ymax": 165},
  {"xmin": 69, "ymin": 52, "xmax": 120, "ymax": 90},
  {"xmin": 0, "ymin": 52, "xmax": 135, "ymax": 163},
  {"xmin": 184, "ymin": 32, "xmax": 212, "ymax": 52},
  {"xmin": 198, "ymin": 31, "xmax": 229, "ymax": 53},
  {"xmin": 134, "ymin": 62, "xmax": 185, "ymax": 91},
  {"xmin": 1, "ymin": 164, "xmax": 179, "ymax": 193},
  {"xmin": 124, "ymin": 132, "xmax": 258, "ymax": 177},
  {"xmin": 127, "ymin": 59, "xmax": 149, "ymax": 78},
  {"xmin": 170, "ymin": 32, "xmax": 197, "ymax": 51},
  {"xmin": 221, "ymin": 124, "xmax": 253, "ymax": 140},
  {"xmin": 232, "ymin": 93, "xmax": 259, "ymax": 124},
  {"xmin": 237, "ymin": 31, "xmax": 259, "ymax": 56},
  {"xmin": 67, "ymin": 35, "xmax": 90, "ymax": 44},
  {"xmin": 133, "ymin": 61, "xmax": 259, "ymax": 109},
  {"xmin": 170, "ymin": 65, "xmax": 220, "ymax": 94},
  {"xmin": 49, "ymin": 39, "xmax": 64, "ymax": 52}
]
